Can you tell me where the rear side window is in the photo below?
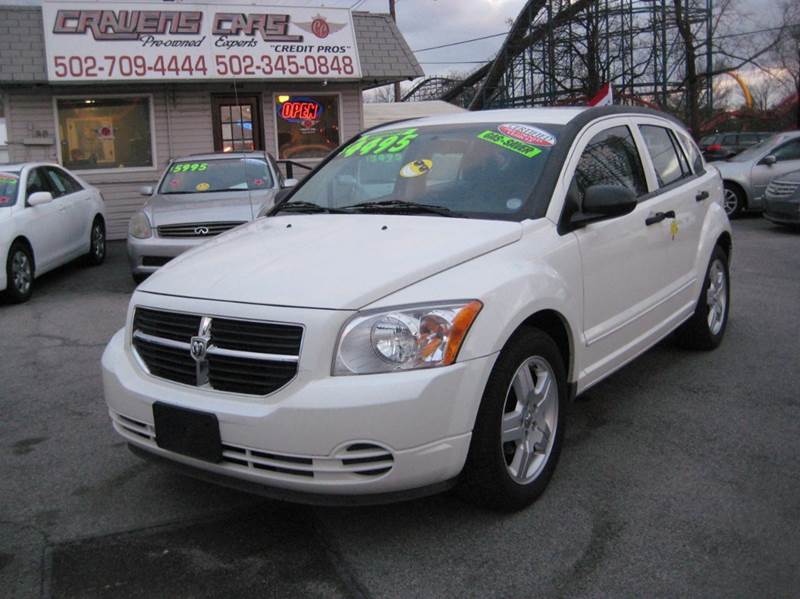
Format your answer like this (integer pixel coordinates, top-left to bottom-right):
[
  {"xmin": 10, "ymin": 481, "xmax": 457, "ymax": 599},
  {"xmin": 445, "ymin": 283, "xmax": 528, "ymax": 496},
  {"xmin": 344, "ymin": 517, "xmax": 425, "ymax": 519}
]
[
  {"xmin": 639, "ymin": 125, "xmax": 689, "ymax": 187},
  {"xmin": 675, "ymin": 130, "xmax": 704, "ymax": 174},
  {"xmin": 570, "ymin": 125, "xmax": 648, "ymax": 203},
  {"xmin": 722, "ymin": 134, "xmax": 737, "ymax": 145}
]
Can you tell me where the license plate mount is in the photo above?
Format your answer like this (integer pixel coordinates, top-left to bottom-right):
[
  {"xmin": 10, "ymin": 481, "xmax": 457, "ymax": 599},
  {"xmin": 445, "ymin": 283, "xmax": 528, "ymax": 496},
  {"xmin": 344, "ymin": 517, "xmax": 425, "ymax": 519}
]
[{"xmin": 153, "ymin": 402, "xmax": 222, "ymax": 463}]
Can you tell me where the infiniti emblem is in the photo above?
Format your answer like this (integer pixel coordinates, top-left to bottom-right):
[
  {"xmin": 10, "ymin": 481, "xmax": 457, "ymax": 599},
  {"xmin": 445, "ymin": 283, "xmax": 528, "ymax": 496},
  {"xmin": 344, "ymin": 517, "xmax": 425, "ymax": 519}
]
[
  {"xmin": 194, "ymin": 226, "xmax": 210, "ymax": 235},
  {"xmin": 190, "ymin": 336, "xmax": 208, "ymax": 361}
]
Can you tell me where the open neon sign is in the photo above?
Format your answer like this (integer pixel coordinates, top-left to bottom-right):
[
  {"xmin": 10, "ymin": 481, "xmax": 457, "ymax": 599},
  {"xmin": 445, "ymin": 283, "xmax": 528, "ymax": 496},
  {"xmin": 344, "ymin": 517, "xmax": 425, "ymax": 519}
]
[{"xmin": 278, "ymin": 98, "xmax": 323, "ymax": 123}]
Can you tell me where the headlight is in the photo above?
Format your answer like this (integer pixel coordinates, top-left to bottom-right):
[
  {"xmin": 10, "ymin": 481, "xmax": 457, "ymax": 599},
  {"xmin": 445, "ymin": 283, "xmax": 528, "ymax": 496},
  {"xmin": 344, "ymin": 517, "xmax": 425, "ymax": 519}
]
[
  {"xmin": 333, "ymin": 300, "xmax": 482, "ymax": 375},
  {"xmin": 128, "ymin": 212, "xmax": 152, "ymax": 239}
]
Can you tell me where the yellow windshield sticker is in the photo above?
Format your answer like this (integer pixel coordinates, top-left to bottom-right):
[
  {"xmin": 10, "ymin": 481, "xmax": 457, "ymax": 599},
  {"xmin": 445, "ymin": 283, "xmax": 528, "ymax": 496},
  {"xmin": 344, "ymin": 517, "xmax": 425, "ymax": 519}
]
[
  {"xmin": 195, "ymin": 182, "xmax": 210, "ymax": 192},
  {"xmin": 400, "ymin": 159, "xmax": 433, "ymax": 178}
]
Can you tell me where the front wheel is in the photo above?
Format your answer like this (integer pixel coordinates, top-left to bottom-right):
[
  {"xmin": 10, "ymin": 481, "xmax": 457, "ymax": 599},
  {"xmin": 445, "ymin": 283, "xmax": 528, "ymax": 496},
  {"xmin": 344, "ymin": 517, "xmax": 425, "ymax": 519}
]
[
  {"xmin": 458, "ymin": 328, "xmax": 566, "ymax": 511},
  {"xmin": 675, "ymin": 245, "xmax": 730, "ymax": 350},
  {"xmin": 85, "ymin": 218, "xmax": 106, "ymax": 266},
  {"xmin": 723, "ymin": 184, "xmax": 744, "ymax": 218},
  {"xmin": 4, "ymin": 243, "xmax": 34, "ymax": 303}
]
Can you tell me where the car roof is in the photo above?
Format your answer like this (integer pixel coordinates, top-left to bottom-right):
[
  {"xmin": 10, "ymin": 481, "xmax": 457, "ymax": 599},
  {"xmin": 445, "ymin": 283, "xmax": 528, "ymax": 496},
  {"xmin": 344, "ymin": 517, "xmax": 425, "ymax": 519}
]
[
  {"xmin": 174, "ymin": 151, "xmax": 270, "ymax": 162},
  {"xmin": 0, "ymin": 162, "xmax": 62, "ymax": 172},
  {"xmin": 367, "ymin": 105, "xmax": 687, "ymax": 134}
]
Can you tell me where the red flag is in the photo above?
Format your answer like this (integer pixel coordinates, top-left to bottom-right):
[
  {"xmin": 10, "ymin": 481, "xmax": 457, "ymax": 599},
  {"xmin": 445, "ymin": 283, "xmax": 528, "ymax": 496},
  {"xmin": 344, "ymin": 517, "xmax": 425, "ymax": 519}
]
[{"xmin": 589, "ymin": 83, "xmax": 613, "ymax": 107}]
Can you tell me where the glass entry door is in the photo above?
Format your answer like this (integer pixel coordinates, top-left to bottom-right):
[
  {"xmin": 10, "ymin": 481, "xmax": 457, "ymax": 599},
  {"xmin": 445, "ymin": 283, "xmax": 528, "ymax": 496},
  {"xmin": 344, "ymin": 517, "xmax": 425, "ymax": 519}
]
[{"xmin": 211, "ymin": 96, "xmax": 264, "ymax": 153}]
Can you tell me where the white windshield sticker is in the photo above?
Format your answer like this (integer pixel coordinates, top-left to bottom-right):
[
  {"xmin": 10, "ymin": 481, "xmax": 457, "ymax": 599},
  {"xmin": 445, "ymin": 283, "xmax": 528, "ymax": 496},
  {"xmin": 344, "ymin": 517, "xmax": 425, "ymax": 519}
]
[{"xmin": 498, "ymin": 124, "xmax": 556, "ymax": 147}]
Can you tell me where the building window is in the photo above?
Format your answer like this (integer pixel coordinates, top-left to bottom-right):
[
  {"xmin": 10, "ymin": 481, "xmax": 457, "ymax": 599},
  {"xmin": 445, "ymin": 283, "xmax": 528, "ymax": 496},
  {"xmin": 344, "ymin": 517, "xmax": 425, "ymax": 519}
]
[
  {"xmin": 275, "ymin": 94, "xmax": 340, "ymax": 160},
  {"xmin": 211, "ymin": 95, "xmax": 263, "ymax": 153},
  {"xmin": 56, "ymin": 97, "xmax": 153, "ymax": 170}
]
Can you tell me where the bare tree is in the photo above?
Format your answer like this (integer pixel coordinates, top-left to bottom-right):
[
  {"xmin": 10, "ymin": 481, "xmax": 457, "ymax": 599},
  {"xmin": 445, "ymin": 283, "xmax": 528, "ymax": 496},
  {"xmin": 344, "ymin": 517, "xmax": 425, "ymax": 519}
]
[{"xmin": 771, "ymin": 0, "xmax": 800, "ymax": 127}]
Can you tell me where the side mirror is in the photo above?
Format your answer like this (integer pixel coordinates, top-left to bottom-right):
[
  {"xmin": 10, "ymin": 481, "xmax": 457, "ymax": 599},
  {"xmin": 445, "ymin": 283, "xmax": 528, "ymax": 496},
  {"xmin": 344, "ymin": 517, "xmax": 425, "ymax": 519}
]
[
  {"xmin": 760, "ymin": 154, "xmax": 777, "ymax": 166},
  {"xmin": 139, "ymin": 185, "xmax": 154, "ymax": 196},
  {"xmin": 27, "ymin": 191, "xmax": 53, "ymax": 206},
  {"xmin": 282, "ymin": 178, "xmax": 299, "ymax": 189},
  {"xmin": 569, "ymin": 185, "xmax": 637, "ymax": 228}
]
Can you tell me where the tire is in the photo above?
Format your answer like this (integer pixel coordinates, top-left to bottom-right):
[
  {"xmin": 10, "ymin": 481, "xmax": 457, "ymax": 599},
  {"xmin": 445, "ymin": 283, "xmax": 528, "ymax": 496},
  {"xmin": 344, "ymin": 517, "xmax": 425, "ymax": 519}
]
[
  {"xmin": 723, "ymin": 183, "xmax": 745, "ymax": 218},
  {"xmin": 132, "ymin": 273, "xmax": 148, "ymax": 285},
  {"xmin": 4, "ymin": 242, "xmax": 34, "ymax": 303},
  {"xmin": 85, "ymin": 217, "xmax": 106, "ymax": 266},
  {"xmin": 458, "ymin": 327, "xmax": 566, "ymax": 511},
  {"xmin": 675, "ymin": 245, "xmax": 730, "ymax": 350}
]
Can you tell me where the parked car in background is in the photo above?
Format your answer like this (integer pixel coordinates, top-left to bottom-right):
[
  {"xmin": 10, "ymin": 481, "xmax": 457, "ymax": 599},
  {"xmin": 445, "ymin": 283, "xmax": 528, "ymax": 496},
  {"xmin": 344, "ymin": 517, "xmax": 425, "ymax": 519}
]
[
  {"xmin": 700, "ymin": 131, "xmax": 772, "ymax": 161},
  {"xmin": 763, "ymin": 169, "xmax": 800, "ymax": 228},
  {"xmin": 103, "ymin": 106, "xmax": 732, "ymax": 511},
  {"xmin": 1, "ymin": 163, "xmax": 106, "ymax": 303},
  {"xmin": 712, "ymin": 131, "xmax": 800, "ymax": 217},
  {"xmin": 128, "ymin": 152, "xmax": 293, "ymax": 283}
]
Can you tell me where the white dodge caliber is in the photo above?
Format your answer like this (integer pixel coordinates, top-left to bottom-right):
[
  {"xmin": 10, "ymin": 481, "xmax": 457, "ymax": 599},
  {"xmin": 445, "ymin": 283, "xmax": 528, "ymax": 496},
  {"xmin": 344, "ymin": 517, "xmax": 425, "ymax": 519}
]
[{"xmin": 102, "ymin": 107, "xmax": 731, "ymax": 510}]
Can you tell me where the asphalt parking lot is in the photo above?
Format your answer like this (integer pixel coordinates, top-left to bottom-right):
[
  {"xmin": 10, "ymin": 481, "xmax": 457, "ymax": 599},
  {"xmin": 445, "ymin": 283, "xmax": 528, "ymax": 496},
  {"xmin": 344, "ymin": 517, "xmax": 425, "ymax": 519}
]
[{"xmin": 1, "ymin": 216, "xmax": 798, "ymax": 599}]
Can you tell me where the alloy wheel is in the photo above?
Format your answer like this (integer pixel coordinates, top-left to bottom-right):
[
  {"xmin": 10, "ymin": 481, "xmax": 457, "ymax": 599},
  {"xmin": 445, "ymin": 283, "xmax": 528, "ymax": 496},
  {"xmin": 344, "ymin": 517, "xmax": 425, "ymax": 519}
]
[
  {"xmin": 723, "ymin": 188, "xmax": 739, "ymax": 216},
  {"xmin": 501, "ymin": 356, "xmax": 559, "ymax": 484},
  {"xmin": 93, "ymin": 222, "xmax": 105, "ymax": 260},
  {"xmin": 706, "ymin": 258, "xmax": 727, "ymax": 335},
  {"xmin": 12, "ymin": 250, "xmax": 32, "ymax": 295}
]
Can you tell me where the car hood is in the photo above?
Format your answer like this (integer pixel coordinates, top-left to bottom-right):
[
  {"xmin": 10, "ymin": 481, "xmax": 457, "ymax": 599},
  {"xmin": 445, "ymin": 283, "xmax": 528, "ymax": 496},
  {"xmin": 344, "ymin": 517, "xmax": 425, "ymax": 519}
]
[
  {"xmin": 146, "ymin": 190, "xmax": 278, "ymax": 227},
  {"xmin": 139, "ymin": 214, "xmax": 523, "ymax": 310},
  {"xmin": 711, "ymin": 160, "xmax": 749, "ymax": 178}
]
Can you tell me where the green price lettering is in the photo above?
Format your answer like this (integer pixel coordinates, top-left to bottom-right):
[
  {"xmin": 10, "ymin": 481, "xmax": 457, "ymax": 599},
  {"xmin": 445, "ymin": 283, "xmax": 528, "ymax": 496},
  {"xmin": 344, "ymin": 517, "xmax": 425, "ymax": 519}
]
[
  {"xmin": 171, "ymin": 162, "xmax": 208, "ymax": 173},
  {"xmin": 340, "ymin": 129, "xmax": 418, "ymax": 158}
]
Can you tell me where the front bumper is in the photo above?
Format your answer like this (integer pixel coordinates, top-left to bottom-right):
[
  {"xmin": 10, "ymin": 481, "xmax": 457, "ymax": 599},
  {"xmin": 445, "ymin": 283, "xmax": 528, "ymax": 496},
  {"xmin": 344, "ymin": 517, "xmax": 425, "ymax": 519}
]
[
  {"xmin": 127, "ymin": 235, "xmax": 205, "ymax": 276},
  {"xmin": 763, "ymin": 198, "xmax": 800, "ymax": 225},
  {"xmin": 102, "ymin": 323, "xmax": 497, "ymax": 500}
]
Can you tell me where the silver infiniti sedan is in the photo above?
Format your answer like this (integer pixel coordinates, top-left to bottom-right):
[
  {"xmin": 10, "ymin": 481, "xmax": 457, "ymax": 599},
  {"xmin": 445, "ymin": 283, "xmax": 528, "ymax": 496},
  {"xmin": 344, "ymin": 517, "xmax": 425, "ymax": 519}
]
[
  {"xmin": 127, "ymin": 152, "xmax": 293, "ymax": 283},
  {"xmin": 712, "ymin": 131, "xmax": 800, "ymax": 217}
]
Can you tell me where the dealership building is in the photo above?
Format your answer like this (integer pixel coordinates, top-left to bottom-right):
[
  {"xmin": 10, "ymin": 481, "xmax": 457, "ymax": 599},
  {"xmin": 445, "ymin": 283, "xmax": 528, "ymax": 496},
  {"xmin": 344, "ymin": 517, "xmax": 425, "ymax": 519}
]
[{"xmin": 0, "ymin": 1, "xmax": 423, "ymax": 238}]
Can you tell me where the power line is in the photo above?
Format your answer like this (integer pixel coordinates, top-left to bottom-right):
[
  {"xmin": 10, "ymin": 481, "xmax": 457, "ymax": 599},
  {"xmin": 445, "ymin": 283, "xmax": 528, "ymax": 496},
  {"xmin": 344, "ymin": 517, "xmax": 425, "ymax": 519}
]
[
  {"xmin": 412, "ymin": 22, "xmax": 798, "ymax": 56},
  {"xmin": 413, "ymin": 32, "xmax": 508, "ymax": 53}
]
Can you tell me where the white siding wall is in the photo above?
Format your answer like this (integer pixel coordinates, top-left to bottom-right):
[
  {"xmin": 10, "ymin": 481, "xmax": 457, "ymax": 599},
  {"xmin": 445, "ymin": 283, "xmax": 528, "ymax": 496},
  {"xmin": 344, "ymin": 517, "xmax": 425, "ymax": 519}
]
[{"xmin": 5, "ymin": 82, "xmax": 363, "ymax": 240}]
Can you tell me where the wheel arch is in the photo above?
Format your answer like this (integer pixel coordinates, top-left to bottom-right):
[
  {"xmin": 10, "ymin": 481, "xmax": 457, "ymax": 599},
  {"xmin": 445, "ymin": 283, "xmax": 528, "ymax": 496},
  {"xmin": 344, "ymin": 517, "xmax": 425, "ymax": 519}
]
[
  {"xmin": 511, "ymin": 309, "xmax": 574, "ymax": 388},
  {"xmin": 8, "ymin": 235, "xmax": 35, "ymax": 273},
  {"xmin": 716, "ymin": 230, "xmax": 733, "ymax": 261}
]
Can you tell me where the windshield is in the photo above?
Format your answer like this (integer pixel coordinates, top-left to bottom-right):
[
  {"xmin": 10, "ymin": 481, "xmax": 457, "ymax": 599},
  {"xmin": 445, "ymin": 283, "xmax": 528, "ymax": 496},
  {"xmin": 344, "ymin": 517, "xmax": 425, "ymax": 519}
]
[
  {"xmin": 728, "ymin": 134, "xmax": 783, "ymax": 162},
  {"xmin": 0, "ymin": 172, "xmax": 20, "ymax": 207},
  {"xmin": 282, "ymin": 122, "xmax": 563, "ymax": 220},
  {"xmin": 159, "ymin": 158, "xmax": 273, "ymax": 194}
]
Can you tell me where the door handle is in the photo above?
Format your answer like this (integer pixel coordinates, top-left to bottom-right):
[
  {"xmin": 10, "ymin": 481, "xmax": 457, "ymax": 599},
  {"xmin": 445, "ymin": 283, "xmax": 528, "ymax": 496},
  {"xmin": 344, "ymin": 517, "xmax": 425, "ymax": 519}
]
[
  {"xmin": 645, "ymin": 210, "xmax": 675, "ymax": 226},
  {"xmin": 696, "ymin": 190, "xmax": 709, "ymax": 202}
]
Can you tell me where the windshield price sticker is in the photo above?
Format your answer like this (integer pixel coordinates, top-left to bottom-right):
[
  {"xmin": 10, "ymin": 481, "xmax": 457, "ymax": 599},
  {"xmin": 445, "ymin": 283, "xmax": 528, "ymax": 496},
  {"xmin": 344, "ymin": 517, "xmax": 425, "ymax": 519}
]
[
  {"xmin": 0, "ymin": 174, "xmax": 18, "ymax": 183},
  {"xmin": 171, "ymin": 162, "xmax": 208, "ymax": 173},
  {"xmin": 478, "ymin": 130, "xmax": 542, "ymax": 159},
  {"xmin": 498, "ymin": 124, "xmax": 556, "ymax": 147},
  {"xmin": 341, "ymin": 129, "xmax": 419, "ymax": 158}
]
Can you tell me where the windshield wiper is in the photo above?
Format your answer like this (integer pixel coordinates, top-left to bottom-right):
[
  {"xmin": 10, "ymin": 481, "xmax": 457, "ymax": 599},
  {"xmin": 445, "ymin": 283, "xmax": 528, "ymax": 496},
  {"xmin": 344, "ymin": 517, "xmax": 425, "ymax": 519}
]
[
  {"xmin": 274, "ymin": 201, "xmax": 347, "ymax": 214},
  {"xmin": 341, "ymin": 199, "xmax": 462, "ymax": 217}
]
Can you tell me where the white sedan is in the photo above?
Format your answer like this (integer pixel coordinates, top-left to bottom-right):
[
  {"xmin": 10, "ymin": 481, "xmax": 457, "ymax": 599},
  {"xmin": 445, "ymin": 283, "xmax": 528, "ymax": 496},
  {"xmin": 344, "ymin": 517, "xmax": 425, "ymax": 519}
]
[
  {"xmin": 1, "ymin": 163, "xmax": 106, "ymax": 303},
  {"xmin": 102, "ymin": 107, "xmax": 731, "ymax": 510}
]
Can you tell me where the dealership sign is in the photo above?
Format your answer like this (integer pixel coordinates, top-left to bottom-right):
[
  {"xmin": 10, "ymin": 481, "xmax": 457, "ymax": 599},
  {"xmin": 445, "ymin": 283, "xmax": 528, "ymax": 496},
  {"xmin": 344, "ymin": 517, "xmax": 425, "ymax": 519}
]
[{"xmin": 41, "ymin": 2, "xmax": 362, "ymax": 81}]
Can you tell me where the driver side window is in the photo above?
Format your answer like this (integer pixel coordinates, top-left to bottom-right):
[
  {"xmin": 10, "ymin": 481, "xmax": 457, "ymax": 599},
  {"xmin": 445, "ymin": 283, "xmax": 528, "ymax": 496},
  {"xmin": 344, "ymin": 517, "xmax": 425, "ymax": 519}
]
[
  {"xmin": 26, "ymin": 168, "xmax": 51, "ymax": 201},
  {"xmin": 772, "ymin": 140, "xmax": 800, "ymax": 162},
  {"xmin": 570, "ymin": 126, "xmax": 648, "ymax": 205}
]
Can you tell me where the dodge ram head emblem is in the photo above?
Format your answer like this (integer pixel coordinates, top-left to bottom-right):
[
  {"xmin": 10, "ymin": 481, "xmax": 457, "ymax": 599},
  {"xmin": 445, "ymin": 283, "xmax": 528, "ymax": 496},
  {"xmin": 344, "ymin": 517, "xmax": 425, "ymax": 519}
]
[{"xmin": 190, "ymin": 336, "xmax": 208, "ymax": 361}]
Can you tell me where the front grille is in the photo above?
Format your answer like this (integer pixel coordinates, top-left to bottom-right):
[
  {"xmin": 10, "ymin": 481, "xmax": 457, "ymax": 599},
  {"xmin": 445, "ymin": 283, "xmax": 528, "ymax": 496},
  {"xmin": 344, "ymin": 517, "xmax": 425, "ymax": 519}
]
[
  {"xmin": 110, "ymin": 412, "xmax": 395, "ymax": 480},
  {"xmin": 157, "ymin": 221, "xmax": 245, "ymax": 238},
  {"xmin": 131, "ymin": 307, "xmax": 302, "ymax": 396},
  {"xmin": 766, "ymin": 180, "xmax": 800, "ymax": 199}
]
